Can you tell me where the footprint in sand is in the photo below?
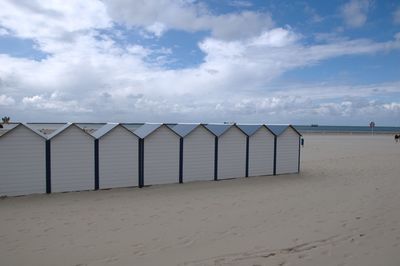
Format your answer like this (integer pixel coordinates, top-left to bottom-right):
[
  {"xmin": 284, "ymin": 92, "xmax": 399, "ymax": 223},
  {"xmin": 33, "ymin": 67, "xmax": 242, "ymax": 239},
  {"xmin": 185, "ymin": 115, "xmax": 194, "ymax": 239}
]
[
  {"xmin": 106, "ymin": 256, "xmax": 119, "ymax": 263},
  {"xmin": 277, "ymin": 260, "xmax": 286, "ymax": 266},
  {"xmin": 320, "ymin": 249, "xmax": 329, "ymax": 255},
  {"xmin": 132, "ymin": 250, "xmax": 146, "ymax": 256},
  {"xmin": 343, "ymin": 253, "xmax": 352, "ymax": 258},
  {"xmin": 182, "ymin": 238, "xmax": 195, "ymax": 247},
  {"xmin": 298, "ymin": 253, "xmax": 308, "ymax": 259}
]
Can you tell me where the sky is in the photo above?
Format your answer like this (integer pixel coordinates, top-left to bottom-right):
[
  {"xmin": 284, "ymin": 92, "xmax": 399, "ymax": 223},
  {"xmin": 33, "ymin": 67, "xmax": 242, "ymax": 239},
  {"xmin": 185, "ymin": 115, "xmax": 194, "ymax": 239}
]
[{"xmin": 0, "ymin": 0, "xmax": 399, "ymax": 126}]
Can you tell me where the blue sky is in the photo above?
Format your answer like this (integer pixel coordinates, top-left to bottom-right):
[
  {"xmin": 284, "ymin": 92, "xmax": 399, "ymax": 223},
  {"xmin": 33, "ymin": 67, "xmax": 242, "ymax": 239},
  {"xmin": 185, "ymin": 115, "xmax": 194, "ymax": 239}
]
[{"xmin": 0, "ymin": 0, "xmax": 399, "ymax": 125}]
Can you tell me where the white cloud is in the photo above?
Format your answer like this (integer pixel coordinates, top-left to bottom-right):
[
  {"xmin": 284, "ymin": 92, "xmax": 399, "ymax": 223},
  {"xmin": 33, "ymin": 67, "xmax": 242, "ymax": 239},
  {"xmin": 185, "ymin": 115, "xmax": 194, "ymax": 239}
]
[
  {"xmin": 103, "ymin": 0, "xmax": 273, "ymax": 40},
  {"xmin": 196, "ymin": 30, "xmax": 400, "ymax": 90},
  {"xmin": 0, "ymin": 0, "xmax": 400, "ymax": 125},
  {"xmin": 341, "ymin": 0, "xmax": 371, "ymax": 28},
  {"xmin": 0, "ymin": 27, "xmax": 9, "ymax": 36},
  {"xmin": 126, "ymin": 45, "xmax": 151, "ymax": 58},
  {"xmin": 0, "ymin": 1, "xmax": 110, "ymax": 39},
  {"xmin": 0, "ymin": 0, "xmax": 111, "ymax": 58},
  {"xmin": 0, "ymin": 94, "xmax": 15, "ymax": 106},
  {"xmin": 1, "ymin": 24, "xmax": 399, "ymax": 122},
  {"xmin": 394, "ymin": 7, "xmax": 400, "ymax": 24},
  {"xmin": 145, "ymin": 22, "xmax": 167, "ymax": 37},
  {"xmin": 250, "ymin": 28, "xmax": 300, "ymax": 47},
  {"xmin": 229, "ymin": 1, "xmax": 253, "ymax": 8},
  {"xmin": 383, "ymin": 102, "xmax": 400, "ymax": 111},
  {"xmin": 22, "ymin": 95, "xmax": 92, "ymax": 113}
]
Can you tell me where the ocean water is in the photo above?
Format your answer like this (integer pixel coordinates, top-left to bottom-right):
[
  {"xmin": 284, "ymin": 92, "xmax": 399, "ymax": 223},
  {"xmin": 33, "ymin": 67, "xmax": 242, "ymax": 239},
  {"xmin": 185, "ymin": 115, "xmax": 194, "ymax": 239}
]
[{"xmin": 294, "ymin": 125, "xmax": 400, "ymax": 133}]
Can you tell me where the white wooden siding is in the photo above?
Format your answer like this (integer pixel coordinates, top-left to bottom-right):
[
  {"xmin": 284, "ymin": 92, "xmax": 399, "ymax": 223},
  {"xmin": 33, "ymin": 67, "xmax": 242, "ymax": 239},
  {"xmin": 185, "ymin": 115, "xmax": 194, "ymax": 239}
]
[
  {"xmin": 143, "ymin": 126, "xmax": 180, "ymax": 185},
  {"xmin": 99, "ymin": 126, "xmax": 138, "ymax": 189},
  {"xmin": 248, "ymin": 127, "xmax": 275, "ymax": 177},
  {"xmin": 51, "ymin": 126, "xmax": 95, "ymax": 192},
  {"xmin": 0, "ymin": 126, "xmax": 46, "ymax": 196},
  {"xmin": 276, "ymin": 128, "xmax": 299, "ymax": 174},
  {"xmin": 182, "ymin": 126, "xmax": 215, "ymax": 182},
  {"xmin": 218, "ymin": 127, "xmax": 246, "ymax": 179}
]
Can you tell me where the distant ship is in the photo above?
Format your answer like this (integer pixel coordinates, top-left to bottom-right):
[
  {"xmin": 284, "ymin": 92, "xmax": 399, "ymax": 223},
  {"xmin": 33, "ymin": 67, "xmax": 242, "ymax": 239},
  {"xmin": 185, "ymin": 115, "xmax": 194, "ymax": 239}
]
[{"xmin": 311, "ymin": 124, "xmax": 319, "ymax": 127}]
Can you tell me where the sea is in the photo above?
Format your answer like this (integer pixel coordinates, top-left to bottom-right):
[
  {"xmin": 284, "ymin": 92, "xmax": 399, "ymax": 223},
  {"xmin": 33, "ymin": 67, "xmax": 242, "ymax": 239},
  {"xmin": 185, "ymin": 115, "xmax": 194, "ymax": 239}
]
[{"xmin": 294, "ymin": 125, "xmax": 400, "ymax": 134}]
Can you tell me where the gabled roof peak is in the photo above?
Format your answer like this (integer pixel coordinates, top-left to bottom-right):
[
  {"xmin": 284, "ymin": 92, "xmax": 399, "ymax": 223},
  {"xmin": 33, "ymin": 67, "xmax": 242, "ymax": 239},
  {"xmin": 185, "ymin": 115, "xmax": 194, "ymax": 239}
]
[
  {"xmin": 170, "ymin": 123, "xmax": 201, "ymax": 137},
  {"xmin": 266, "ymin": 125, "xmax": 302, "ymax": 136},
  {"xmin": 0, "ymin": 123, "xmax": 47, "ymax": 139},
  {"xmin": 47, "ymin": 123, "xmax": 96, "ymax": 139},
  {"xmin": 133, "ymin": 123, "xmax": 181, "ymax": 139}
]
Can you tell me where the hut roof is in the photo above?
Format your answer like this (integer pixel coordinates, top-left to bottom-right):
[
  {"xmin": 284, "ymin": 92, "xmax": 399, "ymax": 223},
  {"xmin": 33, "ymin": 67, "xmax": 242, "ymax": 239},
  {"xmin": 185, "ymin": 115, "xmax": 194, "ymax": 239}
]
[{"xmin": 267, "ymin": 125, "xmax": 302, "ymax": 136}]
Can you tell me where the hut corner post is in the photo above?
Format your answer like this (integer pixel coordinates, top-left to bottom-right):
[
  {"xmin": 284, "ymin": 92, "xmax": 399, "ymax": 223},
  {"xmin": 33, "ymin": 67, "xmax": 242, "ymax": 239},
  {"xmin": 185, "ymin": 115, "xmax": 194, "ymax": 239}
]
[
  {"xmin": 214, "ymin": 136, "xmax": 218, "ymax": 181},
  {"xmin": 94, "ymin": 139, "xmax": 99, "ymax": 190},
  {"xmin": 298, "ymin": 136, "xmax": 301, "ymax": 173},
  {"xmin": 179, "ymin": 138, "xmax": 183, "ymax": 184},
  {"xmin": 245, "ymin": 136, "xmax": 249, "ymax": 177},
  {"xmin": 45, "ymin": 140, "xmax": 51, "ymax": 194},
  {"xmin": 138, "ymin": 139, "xmax": 144, "ymax": 188},
  {"xmin": 273, "ymin": 136, "xmax": 277, "ymax": 176}
]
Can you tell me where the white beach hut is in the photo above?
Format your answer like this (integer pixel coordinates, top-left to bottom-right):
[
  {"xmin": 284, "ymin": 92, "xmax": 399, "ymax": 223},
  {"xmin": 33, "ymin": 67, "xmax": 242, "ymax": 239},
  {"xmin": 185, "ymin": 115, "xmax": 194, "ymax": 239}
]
[
  {"xmin": 205, "ymin": 124, "xmax": 247, "ymax": 180},
  {"xmin": 237, "ymin": 124, "xmax": 276, "ymax": 177},
  {"xmin": 135, "ymin": 124, "xmax": 181, "ymax": 186},
  {"xmin": 170, "ymin": 124, "xmax": 216, "ymax": 183},
  {"xmin": 0, "ymin": 123, "xmax": 48, "ymax": 196},
  {"xmin": 267, "ymin": 125, "xmax": 302, "ymax": 175},
  {"xmin": 92, "ymin": 123, "xmax": 139, "ymax": 189},
  {"xmin": 48, "ymin": 123, "xmax": 96, "ymax": 193}
]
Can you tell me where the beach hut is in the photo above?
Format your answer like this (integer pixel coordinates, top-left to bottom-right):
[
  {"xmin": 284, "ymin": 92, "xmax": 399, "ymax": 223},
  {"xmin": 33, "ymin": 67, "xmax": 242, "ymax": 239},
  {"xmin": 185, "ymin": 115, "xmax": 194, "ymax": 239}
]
[
  {"xmin": 205, "ymin": 124, "xmax": 247, "ymax": 180},
  {"xmin": 0, "ymin": 123, "xmax": 48, "ymax": 196},
  {"xmin": 170, "ymin": 124, "xmax": 216, "ymax": 183},
  {"xmin": 48, "ymin": 123, "xmax": 96, "ymax": 193},
  {"xmin": 267, "ymin": 125, "xmax": 302, "ymax": 175},
  {"xmin": 135, "ymin": 124, "xmax": 181, "ymax": 186},
  {"xmin": 92, "ymin": 123, "xmax": 139, "ymax": 189},
  {"xmin": 237, "ymin": 124, "xmax": 275, "ymax": 177}
]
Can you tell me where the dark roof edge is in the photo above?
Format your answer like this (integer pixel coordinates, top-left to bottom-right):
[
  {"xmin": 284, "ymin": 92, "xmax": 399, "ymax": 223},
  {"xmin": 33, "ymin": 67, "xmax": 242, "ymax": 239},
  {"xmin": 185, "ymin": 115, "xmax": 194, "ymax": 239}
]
[
  {"xmin": 119, "ymin": 124, "xmax": 140, "ymax": 138},
  {"xmin": 137, "ymin": 123, "xmax": 181, "ymax": 139},
  {"xmin": 260, "ymin": 124, "xmax": 277, "ymax": 136},
  {"xmin": 96, "ymin": 123, "xmax": 140, "ymax": 139},
  {"xmin": 219, "ymin": 124, "xmax": 247, "ymax": 137},
  {"xmin": 289, "ymin": 125, "xmax": 302, "ymax": 136},
  {"xmin": 199, "ymin": 124, "xmax": 218, "ymax": 137}
]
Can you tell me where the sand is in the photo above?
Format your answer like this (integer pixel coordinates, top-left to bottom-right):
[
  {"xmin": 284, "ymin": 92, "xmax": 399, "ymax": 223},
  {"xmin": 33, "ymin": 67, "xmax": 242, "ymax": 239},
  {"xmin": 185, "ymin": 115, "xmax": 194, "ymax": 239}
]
[{"xmin": 1, "ymin": 134, "xmax": 400, "ymax": 266}]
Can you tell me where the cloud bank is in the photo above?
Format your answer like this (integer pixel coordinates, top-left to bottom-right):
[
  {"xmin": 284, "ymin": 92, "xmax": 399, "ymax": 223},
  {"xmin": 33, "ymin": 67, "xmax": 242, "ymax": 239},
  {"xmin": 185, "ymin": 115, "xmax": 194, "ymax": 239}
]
[{"xmin": 0, "ymin": 0, "xmax": 399, "ymax": 125}]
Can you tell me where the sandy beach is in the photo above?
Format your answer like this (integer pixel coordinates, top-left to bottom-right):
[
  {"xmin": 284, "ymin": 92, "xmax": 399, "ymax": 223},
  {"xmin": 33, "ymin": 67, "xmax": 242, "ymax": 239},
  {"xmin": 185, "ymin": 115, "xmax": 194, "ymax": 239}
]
[{"xmin": 1, "ymin": 134, "xmax": 400, "ymax": 266}]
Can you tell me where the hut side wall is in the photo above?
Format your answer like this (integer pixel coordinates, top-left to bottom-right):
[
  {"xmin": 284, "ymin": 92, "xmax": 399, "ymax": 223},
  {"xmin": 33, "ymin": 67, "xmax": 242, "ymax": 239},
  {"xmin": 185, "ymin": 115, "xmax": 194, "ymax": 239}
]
[
  {"xmin": 218, "ymin": 127, "xmax": 247, "ymax": 179},
  {"xmin": 143, "ymin": 126, "xmax": 180, "ymax": 185},
  {"xmin": 182, "ymin": 126, "xmax": 215, "ymax": 182},
  {"xmin": 0, "ymin": 126, "xmax": 46, "ymax": 196},
  {"xmin": 276, "ymin": 128, "xmax": 300, "ymax": 174},
  {"xmin": 248, "ymin": 127, "xmax": 275, "ymax": 177},
  {"xmin": 51, "ymin": 126, "xmax": 95, "ymax": 192},
  {"xmin": 99, "ymin": 126, "xmax": 139, "ymax": 189}
]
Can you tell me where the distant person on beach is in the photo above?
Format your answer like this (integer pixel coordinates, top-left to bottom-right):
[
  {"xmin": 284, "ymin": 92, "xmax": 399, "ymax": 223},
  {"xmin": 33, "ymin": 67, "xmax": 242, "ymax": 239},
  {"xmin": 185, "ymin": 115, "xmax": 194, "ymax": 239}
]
[
  {"xmin": 301, "ymin": 138, "xmax": 304, "ymax": 147},
  {"xmin": 395, "ymin": 134, "xmax": 399, "ymax": 143}
]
